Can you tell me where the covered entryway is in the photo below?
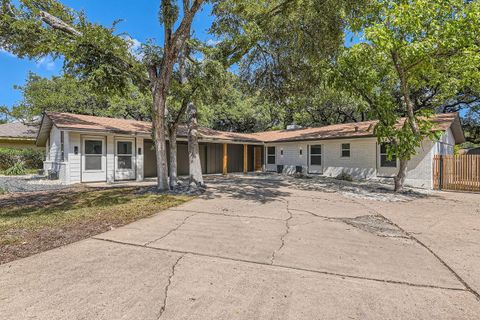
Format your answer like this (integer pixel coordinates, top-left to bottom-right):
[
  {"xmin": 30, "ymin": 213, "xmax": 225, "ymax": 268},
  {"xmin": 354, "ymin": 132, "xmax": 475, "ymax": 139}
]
[{"xmin": 143, "ymin": 140, "xmax": 263, "ymax": 177}]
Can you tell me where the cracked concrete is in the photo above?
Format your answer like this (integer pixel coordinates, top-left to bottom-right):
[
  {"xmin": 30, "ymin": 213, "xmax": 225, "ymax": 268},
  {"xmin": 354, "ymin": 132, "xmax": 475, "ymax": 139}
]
[{"xmin": 1, "ymin": 175, "xmax": 479, "ymax": 319}]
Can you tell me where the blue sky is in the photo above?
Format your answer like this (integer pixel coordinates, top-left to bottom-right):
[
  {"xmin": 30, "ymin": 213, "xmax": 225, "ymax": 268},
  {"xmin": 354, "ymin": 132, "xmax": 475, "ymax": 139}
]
[{"xmin": 0, "ymin": 0, "xmax": 216, "ymax": 109}]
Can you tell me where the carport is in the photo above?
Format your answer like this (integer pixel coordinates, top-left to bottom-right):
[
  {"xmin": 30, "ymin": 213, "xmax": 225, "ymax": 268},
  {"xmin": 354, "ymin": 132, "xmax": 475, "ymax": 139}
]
[{"xmin": 143, "ymin": 140, "xmax": 264, "ymax": 178}]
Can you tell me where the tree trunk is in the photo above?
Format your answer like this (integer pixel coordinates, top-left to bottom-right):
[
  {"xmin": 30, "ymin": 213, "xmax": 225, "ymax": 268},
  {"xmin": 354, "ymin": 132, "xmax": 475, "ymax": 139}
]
[
  {"xmin": 391, "ymin": 50, "xmax": 420, "ymax": 192},
  {"xmin": 187, "ymin": 101, "xmax": 204, "ymax": 186},
  {"xmin": 168, "ymin": 125, "xmax": 178, "ymax": 188},
  {"xmin": 152, "ymin": 91, "xmax": 170, "ymax": 191},
  {"xmin": 394, "ymin": 159, "xmax": 408, "ymax": 192}
]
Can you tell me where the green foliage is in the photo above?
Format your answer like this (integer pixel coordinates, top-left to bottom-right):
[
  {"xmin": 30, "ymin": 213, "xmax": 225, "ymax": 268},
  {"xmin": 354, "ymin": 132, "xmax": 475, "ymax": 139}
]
[
  {"xmin": 8, "ymin": 73, "xmax": 151, "ymax": 122},
  {"xmin": 4, "ymin": 161, "xmax": 27, "ymax": 175},
  {"xmin": 0, "ymin": 147, "xmax": 44, "ymax": 170},
  {"xmin": 336, "ymin": 0, "xmax": 480, "ymax": 163},
  {"xmin": 1, "ymin": 0, "xmax": 145, "ymax": 95}
]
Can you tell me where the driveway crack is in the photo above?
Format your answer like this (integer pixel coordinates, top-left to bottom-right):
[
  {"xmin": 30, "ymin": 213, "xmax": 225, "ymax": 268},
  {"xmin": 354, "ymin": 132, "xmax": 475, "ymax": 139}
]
[
  {"xmin": 157, "ymin": 254, "xmax": 185, "ymax": 319},
  {"xmin": 270, "ymin": 199, "xmax": 293, "ymax": 265},
  {"xmin": 144, "ymin": 213, "xmax": 197, "ymax": 247},
  {"xmin": 349, "ymin": 197, "xmax": 480, "ymax": 302}
]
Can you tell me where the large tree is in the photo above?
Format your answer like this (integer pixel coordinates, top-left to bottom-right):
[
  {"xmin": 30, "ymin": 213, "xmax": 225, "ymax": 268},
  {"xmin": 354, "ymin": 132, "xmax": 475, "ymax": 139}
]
[
  {"xmin": 1, "ymin": 0, "xmax": 205, "ymax": 190},
  {"xmin": 336, "ymin": 0, "xmax": 480, "ymax": 191},
  {"xmin": 7, "ymin": 73, "xmax": 151, "ymax": 122}
]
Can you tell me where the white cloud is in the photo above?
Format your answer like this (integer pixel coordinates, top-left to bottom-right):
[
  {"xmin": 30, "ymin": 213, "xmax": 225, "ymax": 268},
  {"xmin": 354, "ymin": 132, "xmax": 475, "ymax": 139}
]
[
  {"xmin": 122, "ymin": 36, "xmax": 144, "ymax": 60},
  {"xmin": 0, "ymin": 48, "xmax": 16, "ymax": 58},
  {"xmin": 206, "ymin": 39, "xmax": 220, "ymax": 46},
  {"xmin": 36, "ymin": 56, "xmax": 56, "ymax": 71}
]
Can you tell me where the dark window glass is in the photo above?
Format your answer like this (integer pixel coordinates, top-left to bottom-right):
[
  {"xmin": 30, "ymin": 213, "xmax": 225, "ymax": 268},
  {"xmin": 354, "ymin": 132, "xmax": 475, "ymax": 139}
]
[
  {"xmin": 267, "ymin": 155, "xmax": 276, "ymax": 164},
  {"xmin": 311, "ymin": 156, "xmax": 322, "ymax": 165},
  {"xmin": 380, "ymin": 144, "xmax": 397, "ymax": 167},
  {"xmin": 117, "ymin": 141, "xmax": 132, "ymax": 155},
  {"xmin": 267, "ymin": 147, "xmax": 275, "ymax": 155},
  {"xmin": 341, "ymin": 143, "xmax": 350, "ymax": 157},
  {"xmin": 381, "ymin": 155, "xmax": 397, "ymax": 167},
  {"xmin": 85, "ymin": 140, "xmax": 103, "ymax": 155},
  {"xmin": 311, "ymin": 145, "xmax": 322, "ymax": 155}
]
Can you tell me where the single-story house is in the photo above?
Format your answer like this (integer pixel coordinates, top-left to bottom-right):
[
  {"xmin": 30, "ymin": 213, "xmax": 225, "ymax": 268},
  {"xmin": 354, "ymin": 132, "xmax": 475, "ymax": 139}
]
[
  {"xmin": 36, "ymin": 111, "xmax": 464, "ymax": 189},
  {"xmin": 0, "ymin": 122, "xmax": 39, "ymax": 149}
]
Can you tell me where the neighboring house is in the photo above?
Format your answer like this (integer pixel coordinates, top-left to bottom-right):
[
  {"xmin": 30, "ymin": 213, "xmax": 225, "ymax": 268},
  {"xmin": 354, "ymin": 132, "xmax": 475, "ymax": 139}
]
[
  {"xmin": 36, "ymin": 112, "xmax": 464, "ymax": 189},
  {"xmin": 0, "ymin": 122, "xmax": 39, "ymax": 149},
  {"xmin": 466, "ymin": 147, "xmax": 480, "ymax": 155}
]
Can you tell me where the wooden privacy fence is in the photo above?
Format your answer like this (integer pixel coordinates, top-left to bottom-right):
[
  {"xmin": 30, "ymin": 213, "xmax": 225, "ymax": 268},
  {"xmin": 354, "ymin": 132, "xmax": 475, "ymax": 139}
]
[{"xmin": 433, "ymin": 155, "xmax": 480, "ymax": 192}]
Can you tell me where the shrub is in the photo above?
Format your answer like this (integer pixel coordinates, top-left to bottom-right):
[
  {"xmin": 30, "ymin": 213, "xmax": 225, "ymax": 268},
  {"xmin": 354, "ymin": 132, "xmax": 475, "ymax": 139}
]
[
  {"xmin": 4, "ymin": 161, "xmax": 27, "ymax": 176},
  {"xmin": 335, "ymin": 171, "xmax": 353, "ymax": 182},
  {"xmin": 0, "ymin": 148, "xmax": 44, "ymax": 170},
  {"xmin": 0, "ymin": 187, "xmax": 7, "ymax": 195}
]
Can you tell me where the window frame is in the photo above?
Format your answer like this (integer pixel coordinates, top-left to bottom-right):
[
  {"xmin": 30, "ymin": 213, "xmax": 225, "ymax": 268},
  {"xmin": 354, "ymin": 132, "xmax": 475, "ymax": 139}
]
[
  {"xmin": 309, "ymin": 144, "xmax": 322, "ymax": 166},
  {"xmin": 267, "ymin": 146, "xmax": 276, "ymax": 165},
  {"xmin": 341, "ymin": 143, "xmax": 351, "ymax": 158},
  {"xmin": 116, "ymin": 140, "xmax": 134, "ymax": 170},
  {"xmin": 379, "ymin": 143, "xmax": 397, "ymax": 168},
  {"xmin": 84, "ymin": 139, "xmax": 104, "ymax": 171}
]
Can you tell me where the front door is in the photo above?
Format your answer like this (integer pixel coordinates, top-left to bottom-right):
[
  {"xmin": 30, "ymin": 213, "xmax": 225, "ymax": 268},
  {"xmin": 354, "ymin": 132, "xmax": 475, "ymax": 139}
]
[
  {"xmin": 115, "ymin": 139, "xmax": 136, "ymax": 180},
  {"xmin": 254, "ymin": 146, "xmax": 262, "ymax": 171},
  {"xmin": 82, "ymin": 137, "xmax": 106, "ymax": 182}
]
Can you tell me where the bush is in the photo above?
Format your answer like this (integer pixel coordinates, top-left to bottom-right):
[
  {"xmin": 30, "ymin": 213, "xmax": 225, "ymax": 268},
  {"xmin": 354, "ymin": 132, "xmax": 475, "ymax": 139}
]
[
  {"xmin": 0, "ymin": 187, "xmax": 7, "ymax": 195},
  {"xmin": 335, "ymin": 171, "xmax": 353, "ymax": 182},
  {"xmin": 4, "ymin": 161, "xmax": 27, "ymax": 176},
  {"xmin": 0, "ymin": 148, "xmax": 44, "ymax": 171}
]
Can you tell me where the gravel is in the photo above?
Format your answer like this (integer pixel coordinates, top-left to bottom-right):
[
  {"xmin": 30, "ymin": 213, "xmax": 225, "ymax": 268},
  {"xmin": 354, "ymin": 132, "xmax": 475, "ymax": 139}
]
[{"xmin": 0, "ymin": 174, "xmax": 68, "ymax": 193}]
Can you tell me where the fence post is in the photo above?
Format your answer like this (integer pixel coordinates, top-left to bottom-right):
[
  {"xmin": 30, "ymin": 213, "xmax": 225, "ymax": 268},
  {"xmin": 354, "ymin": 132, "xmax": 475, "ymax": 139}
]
[{"xmin": 439, "ymin": 155, "xmax": 443, "ymax": 191}]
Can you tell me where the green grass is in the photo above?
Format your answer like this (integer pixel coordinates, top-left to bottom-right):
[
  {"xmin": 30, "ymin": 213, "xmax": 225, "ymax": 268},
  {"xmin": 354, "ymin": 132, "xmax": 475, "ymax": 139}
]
[
  {"xmin": 0, "ymin": 187, "xmax": 191, "ymax": 236},
  {"xmin": 0, "ymin": 168, "xmax": 38, "ymax": 175}
]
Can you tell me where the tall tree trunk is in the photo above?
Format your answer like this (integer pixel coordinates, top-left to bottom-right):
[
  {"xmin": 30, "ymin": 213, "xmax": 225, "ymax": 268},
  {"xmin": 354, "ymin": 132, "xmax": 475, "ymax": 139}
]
[
  {"xmin": 168, "ymin": 125, "xmax": 178, "ymax": 188},
  {"xmin": 394, "ymin": 159, "xmax": 408, "ymax": 192},
  {"xmin": 152, "ymin": 91, "xmax": 169, "ymax": 191},
  {"xmin": 187, "ymin": 101, "xmax": 204, "ymax": 186},
  {"xmin": 391, "ymin": 50, "xmax": 421, "ymax": 192}
]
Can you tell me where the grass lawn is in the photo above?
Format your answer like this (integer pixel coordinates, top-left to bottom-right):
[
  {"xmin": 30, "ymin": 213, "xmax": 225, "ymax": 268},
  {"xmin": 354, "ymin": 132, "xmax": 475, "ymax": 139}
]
[{"xmin": 0, "ymin": 187, "xmax": 191, "ymax": 264}]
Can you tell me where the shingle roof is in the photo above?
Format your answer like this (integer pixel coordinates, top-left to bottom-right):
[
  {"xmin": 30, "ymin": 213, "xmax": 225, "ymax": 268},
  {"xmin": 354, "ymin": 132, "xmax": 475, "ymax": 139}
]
[
  {"xmin": 253, "ymin": 112, "xmax": 461, "ymax": 143},
  {"xmin": 39, "ymin": 111, "xmax": 462, "ymax": 145},
  {"xmin": 0, "ymin": 122, "xmax": 38, "ymax": 139},
  {"xmin": 44, "ymin": 112, "xmax": 263, "ymax": 143}
]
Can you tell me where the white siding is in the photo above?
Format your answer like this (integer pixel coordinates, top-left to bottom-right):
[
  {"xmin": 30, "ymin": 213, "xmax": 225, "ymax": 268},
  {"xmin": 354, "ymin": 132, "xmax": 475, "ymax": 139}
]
[
  {"xmin": 43, "ymin": 126, "xmax": 67, "ymax": 182},
  {"xmin": 136, "ymin": 137, "xmax": 144, "ymax": 181},
  {"xmin": 68, "ymin": 132, "xmax": 81, "ymax": 184},
  {"xmin": 106, "ymin": 135, "xmax": 115, "ymax": 183},
  {"xmin": 322, "ymin": 138, "xmax": 377, "ymax": 179}
]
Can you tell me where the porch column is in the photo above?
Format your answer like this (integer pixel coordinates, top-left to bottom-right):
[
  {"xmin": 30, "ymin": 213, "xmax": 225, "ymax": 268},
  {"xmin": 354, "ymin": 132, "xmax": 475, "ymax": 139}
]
[
  {"xmin": 243, "ymin": 144, "xmax": 248, "ymax": 173},
  {"xmin": 106, "ymin": 135, "xmax": 114, "ymax": 183},
  {"xmin": 223, "ymin": 143, "xmax": 228, "ymax": 175},
  {"xmin": 136, "ymin": 137, "xmax": 144, "ymax": 181}
]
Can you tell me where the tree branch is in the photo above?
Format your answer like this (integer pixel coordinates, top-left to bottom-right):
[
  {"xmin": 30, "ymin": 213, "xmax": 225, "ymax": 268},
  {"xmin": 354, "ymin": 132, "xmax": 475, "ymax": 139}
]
[{"xmin": 38, "ymin": 10, "xmax": 82, "ymax": 37}]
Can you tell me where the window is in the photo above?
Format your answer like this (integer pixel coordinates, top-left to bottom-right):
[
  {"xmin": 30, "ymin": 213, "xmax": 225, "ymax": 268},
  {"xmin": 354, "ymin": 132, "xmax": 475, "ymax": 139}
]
[
  {"xmin": 60, "ymin": 131, "xmax": 65, "ymax": 162},
  {"xmin": 380, "ymin": 144, "xmax": 397, "ymax": 167},
  {"xmin": 85, "ymin": 140, "xmax": 103, "ymax": 170},
  {"xmin": 310, "ymin": 145, "xmax": 322, "ymax": 165},
  {"xmin": 341, "ymin": 143, "xmax": 350, "ymax": 157},
  {"xmin": 117, "ymin": 141, "xmax": 133, "ymax": 169},
  {"xmin": 267, "ymin": 146, "xmax": 276, "ymax": 164}
]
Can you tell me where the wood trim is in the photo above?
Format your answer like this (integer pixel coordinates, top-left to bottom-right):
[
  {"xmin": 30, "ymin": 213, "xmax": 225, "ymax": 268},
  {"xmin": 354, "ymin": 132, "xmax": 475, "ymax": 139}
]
[
  {"xmin": 243, "ymin": 144, "xmax": 248, "ymax": 173},
  {"xmin": 223, "ymin": 143, "xmax": 228, "ymax": 175}
]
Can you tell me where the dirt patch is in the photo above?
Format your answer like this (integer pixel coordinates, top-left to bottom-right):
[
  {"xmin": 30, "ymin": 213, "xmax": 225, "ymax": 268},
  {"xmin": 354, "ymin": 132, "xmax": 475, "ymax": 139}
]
[
  {"xmin": 341, "ymin": 215, "xmax": 410, "ymax": 239},
  {"xmin": 0, "ymin": 187, "xmax": 190, "ymax": 265}
]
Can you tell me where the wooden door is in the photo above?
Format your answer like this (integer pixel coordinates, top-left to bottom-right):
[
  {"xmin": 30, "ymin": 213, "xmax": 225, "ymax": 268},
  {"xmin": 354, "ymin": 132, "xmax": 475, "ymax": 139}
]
[{"xmin": 254, "ymin": 146, "xmax": 262, "ymax": 171}]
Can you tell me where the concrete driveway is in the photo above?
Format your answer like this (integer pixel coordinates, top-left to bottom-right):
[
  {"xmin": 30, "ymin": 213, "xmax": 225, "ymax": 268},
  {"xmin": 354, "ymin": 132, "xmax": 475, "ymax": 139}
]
[{"xmin": 1, "ymin": 175, "xmax": 479, "ymax": 319}]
